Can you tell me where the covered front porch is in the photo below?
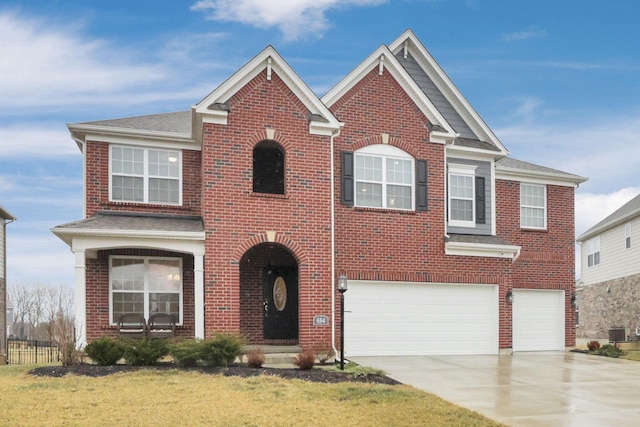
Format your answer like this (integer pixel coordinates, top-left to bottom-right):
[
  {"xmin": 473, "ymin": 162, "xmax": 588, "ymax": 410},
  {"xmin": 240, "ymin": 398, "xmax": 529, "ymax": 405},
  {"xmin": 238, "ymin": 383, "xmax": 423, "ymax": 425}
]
[{"xmin": 52, "ymin": 211, "xmax": 205, "ymax": 347}]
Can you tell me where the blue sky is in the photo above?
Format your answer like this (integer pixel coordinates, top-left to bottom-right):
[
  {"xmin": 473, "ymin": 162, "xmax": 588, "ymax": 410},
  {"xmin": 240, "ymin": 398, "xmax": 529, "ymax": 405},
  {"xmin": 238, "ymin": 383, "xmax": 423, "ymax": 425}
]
[{"xmin": 1, "ymin": 0, "xmax": 639, "ymax": 287}]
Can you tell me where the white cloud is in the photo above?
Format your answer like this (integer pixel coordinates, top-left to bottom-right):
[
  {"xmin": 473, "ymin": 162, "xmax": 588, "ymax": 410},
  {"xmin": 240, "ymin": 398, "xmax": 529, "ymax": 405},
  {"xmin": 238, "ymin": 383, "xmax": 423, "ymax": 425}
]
[
  {"xmin": 502, "ymin": 26, "xmax": 547, "ymax": 42},
  {"xmin": 191, "ymin": 0, "xmax": 386, "ymax": 41},
  {"xmin": 575, "ymin": 188, "xmax": 640, "ymax": 238},
  {"xmin": 0, "ymin": 124, "xmax": 78, "ymax": 157}
]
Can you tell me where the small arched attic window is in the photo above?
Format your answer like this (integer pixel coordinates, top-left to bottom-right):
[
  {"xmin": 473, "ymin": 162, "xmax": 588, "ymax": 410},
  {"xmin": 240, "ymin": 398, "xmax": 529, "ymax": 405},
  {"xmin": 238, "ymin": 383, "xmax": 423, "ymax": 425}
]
[{"xmin": 253, "ymin": 140, "xmax": 285, "ymax": 195}]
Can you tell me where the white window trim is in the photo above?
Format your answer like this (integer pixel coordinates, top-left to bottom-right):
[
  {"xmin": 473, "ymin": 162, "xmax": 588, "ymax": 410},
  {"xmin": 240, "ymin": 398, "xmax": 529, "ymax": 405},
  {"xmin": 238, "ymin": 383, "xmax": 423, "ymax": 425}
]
[
  {"xmin": 625, "ymin": 223, "xmax": 632, "ymax": 249},
  {"xmin": 109, "ymin": 255, "xmax": 184, "ymax": 326},
  {"xmin": 448, "ymin": 163, "xmax": 477, "ymax": 228},
  {"xmin": 587, "ymin": 236, "xmax": 600, "ymax": 268},
  {"xmin": 109, "ymin": 145, "xmax": 183, "ymax": 205},
  {"xmin": 354, "ymin": 144, "xmax": 415, "ymax": 211},
  {"xmin": 520, "ymin": 183, "xmax": 547, "ymax": 230}
]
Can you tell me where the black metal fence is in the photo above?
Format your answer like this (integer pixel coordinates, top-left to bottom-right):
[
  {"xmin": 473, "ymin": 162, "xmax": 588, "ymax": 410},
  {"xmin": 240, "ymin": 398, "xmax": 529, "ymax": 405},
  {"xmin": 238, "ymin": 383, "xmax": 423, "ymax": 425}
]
[{"xmin": 6, "ymin": 338, "xmax": 60, "ymax": 365}]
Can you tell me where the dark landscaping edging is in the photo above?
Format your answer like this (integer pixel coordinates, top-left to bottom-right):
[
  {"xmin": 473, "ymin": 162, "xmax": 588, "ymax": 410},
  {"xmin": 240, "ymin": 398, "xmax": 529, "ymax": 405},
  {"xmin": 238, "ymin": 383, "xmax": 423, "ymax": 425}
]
[{"xmin": 28, "ymin": 364, "xmax": 401, "ymax": 385}]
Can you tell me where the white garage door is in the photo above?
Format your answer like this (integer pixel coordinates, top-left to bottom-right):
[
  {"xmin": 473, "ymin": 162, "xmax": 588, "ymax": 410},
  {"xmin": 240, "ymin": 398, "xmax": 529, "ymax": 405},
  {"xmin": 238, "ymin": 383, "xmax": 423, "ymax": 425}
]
[
  {"xmin": 512, "ymin": 290, "xmax": 565, "ymax": 352},
  {"xmin": 344, "ymin": 281, "xmax": 498, "ymax": 356}
]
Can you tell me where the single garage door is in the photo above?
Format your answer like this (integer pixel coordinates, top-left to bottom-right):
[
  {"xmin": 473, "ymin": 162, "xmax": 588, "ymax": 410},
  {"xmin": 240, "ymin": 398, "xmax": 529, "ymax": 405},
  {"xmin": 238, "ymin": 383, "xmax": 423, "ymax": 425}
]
[
  {"xmin": 344, "ymin": 281, "xmax": 498, "ymax": 356},
  {"xmin": 512, "ymin": 289, "xmax": 565, "ymax": 352}
]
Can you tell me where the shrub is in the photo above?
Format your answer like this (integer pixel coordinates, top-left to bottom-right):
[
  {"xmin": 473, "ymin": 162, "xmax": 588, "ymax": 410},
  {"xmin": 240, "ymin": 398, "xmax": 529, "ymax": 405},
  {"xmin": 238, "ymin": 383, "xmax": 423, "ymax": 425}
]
[
  {"xmin": 84, "ymin": 336, "xmax": 125, "ymax": 366},
  {"xmin": 200, "ymin": 333, "xmax": 244, "ymax": 367},
  {"xmin": 587, "ymin": 340, "xmax": 601, "ymax": 351},
  {"xmin": 343, "ymin": 361, "xmax": 386, "ymax": 378},
  {"xmin": 245, "ymin": 348, "xmax": 265, "ymax": 368},
  {"xmin": 313, "ymin": 346, "xmax": 335, "ymax": 365},
  {"xmin": 123, "ymin": 338, "xmax": 170, "ymax": 366},
  {"xmin": 595, "ymin": 344, "xmax": 623, "ymax": 358},
  {"xmin": 169, "ymin": 339, "xmax": 205, "ymax": 367},
  {"xmin": 293, "ymin": 350, "xmax": 316, "ymax": 370}
]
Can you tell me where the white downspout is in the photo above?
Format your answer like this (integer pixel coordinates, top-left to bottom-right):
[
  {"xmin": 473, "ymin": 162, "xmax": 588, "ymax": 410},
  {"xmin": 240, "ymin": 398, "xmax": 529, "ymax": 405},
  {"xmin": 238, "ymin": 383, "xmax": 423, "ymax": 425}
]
[{"xmin": 330, "ymin": 126, "xmax": 342, "ymax": 359}]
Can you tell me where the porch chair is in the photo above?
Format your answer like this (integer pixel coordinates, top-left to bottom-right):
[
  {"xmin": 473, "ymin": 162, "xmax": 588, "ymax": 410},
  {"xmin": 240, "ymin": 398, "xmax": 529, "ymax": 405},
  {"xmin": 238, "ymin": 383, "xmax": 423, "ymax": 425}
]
[
  {"xmin": 147, "ymin": 313, "xmax": 176, "ymax": 339},
  {"xmin": 117, "ymin": 313, "xmax": 147, "ymax": 338}
]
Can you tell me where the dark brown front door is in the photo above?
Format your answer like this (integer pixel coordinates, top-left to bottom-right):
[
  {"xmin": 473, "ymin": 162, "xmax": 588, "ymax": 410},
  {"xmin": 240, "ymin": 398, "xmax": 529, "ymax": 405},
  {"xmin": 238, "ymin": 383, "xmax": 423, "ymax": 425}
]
[{"xmin": 263, "ymin": 265, "xmax": 298, "ymax": 340}]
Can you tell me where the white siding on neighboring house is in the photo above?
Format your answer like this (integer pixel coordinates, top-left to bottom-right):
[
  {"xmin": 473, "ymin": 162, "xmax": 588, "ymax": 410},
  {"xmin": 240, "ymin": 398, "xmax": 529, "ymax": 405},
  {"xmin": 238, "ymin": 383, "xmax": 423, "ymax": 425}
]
[
  {"xmin": 581, "ymin": 217, "xmax": 640, "ymax": 285},
  {"xmin": 0, "ymin": 223, "xmax": 4, "ymax": 279}
]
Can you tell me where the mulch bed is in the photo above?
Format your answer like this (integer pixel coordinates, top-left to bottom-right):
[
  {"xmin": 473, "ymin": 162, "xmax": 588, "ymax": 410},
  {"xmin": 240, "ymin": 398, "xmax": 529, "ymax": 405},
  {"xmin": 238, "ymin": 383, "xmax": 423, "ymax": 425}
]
[{"xmin": 28, "ymin": 364, "xmax": 400, "ymax": 385}]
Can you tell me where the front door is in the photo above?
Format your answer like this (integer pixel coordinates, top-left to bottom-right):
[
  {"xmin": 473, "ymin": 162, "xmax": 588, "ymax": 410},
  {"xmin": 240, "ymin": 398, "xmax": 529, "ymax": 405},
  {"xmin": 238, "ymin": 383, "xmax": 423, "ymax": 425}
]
[{"xmin": 263, "ymin": 265, "xmax": 298, "ymax": 340}]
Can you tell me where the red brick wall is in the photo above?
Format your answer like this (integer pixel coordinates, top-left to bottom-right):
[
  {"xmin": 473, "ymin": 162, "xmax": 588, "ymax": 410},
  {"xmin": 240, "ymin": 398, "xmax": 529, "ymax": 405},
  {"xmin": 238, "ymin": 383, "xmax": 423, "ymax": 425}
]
[
  {"xmin": 330, "ymin": 67, "xmax": 576, "ymax": 349},
  {"xmin": 497, "ymin": 180, "xmax": 577, "ymax": 346},
  {"xmin": 84, "ymin": 249, "xmax": 195, "ymax": 341},
  {"xmin": 84, "ymin": 141, "xmax": 201, "ymax": 217},
  {"xmin": 200, "ymin": 70, "xmax": 334, "ymax": 350}
]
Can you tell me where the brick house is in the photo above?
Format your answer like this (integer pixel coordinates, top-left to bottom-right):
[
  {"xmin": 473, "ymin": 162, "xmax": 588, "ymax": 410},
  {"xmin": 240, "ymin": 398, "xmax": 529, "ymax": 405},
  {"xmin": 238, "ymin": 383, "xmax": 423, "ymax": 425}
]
[
  {"xmin": 52, "ymin": 30, "xmax": 586, "ymax": 356},
  {"xmin": 576, "ymin": 194, "xmax": 640, "ymax": 341}
]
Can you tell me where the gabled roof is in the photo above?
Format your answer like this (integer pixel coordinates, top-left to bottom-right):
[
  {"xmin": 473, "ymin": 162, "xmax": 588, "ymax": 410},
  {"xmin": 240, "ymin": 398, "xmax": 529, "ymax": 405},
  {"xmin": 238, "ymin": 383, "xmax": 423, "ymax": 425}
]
[
  {"xmin": 0, "ymin": 204, "xmax": 15, "ymax": 221},
  {"xmin": 496, "ymin": 157, "xmax": 588, "ymax": 187},
  {"xmin": 322, "ymin": 44, "xmax": 457, "ymax": 143},
  {"xmin": 193, "ymin": 45, "xmax": 341, "ymax": 136},
  {"xmin": 577, "ymin": 194, "xmax": 640, "ymax": 242}
]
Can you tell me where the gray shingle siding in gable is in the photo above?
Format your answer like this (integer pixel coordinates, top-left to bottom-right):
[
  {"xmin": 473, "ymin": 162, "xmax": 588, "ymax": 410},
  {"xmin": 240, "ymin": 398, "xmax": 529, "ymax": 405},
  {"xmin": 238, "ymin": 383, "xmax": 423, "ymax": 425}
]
[
  {"xmin": 446, "ymin": 158, "xmax": 492, "ymax": 236},
  {"xmin": 395, "ymin": 51, "xmax": 477, "ymax": 140}
]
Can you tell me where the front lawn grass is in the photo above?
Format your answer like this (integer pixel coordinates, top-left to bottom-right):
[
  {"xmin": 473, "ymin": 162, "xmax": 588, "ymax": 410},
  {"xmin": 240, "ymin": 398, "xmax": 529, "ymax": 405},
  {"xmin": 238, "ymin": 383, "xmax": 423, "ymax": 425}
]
[
  {"xmin": 0, "ymin": 365, "xmax": 504, "ymax": 427},
  {"xmin": 621, "ymin": 350, "xmax": 640, "ymax": 362}
]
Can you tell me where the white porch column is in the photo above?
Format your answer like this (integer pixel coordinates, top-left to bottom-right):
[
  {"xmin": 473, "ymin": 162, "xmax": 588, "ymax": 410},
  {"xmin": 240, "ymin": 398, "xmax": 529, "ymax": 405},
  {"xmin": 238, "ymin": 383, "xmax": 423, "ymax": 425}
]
[
  {"xmin": 73, "ymin": 249, "xmax": 87, "ymax": 348},
  {"xmin": 194, "ymin": 252, "xmax": 205, "ymax": 339}
]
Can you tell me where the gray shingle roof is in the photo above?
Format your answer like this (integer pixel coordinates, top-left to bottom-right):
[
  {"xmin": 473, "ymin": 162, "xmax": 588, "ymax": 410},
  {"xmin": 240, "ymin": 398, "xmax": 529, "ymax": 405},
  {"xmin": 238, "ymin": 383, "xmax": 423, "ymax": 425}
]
[
  {"xmin": 54, "ymin": 211, "xmax": 203, "ymax": 233},
  {"xmin": 496, "ymin": 157, "xmax": 587, "ymax": 182},
  {"xmin": 0, "ymin": 204, "xmax": 15, "ymax": 221},
  {"xmin": 577, "ymin": 194, "xmax": 640, "ymax": 241},
  {"xmin": 73, "ymin": 111, "xmax": 192, "ymax": 135}
]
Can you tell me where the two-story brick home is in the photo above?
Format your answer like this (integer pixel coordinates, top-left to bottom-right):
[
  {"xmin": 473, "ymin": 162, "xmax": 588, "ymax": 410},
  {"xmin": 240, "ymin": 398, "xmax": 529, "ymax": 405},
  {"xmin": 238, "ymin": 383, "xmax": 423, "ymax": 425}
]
[
  {"xmin": 576, "ymin": 194, "xmax": 640, "ymax": 341},
  {"xmin": 53, "ymin": 30, "xmax": 586, "ymax": 356}
]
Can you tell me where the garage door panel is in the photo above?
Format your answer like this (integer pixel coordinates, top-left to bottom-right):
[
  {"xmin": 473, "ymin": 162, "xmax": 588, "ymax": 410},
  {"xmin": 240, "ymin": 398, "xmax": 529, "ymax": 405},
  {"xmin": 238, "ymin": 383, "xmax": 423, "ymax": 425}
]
[
  {"xmin": 345, "ymin": 281, "xmax": 498, "ymax": 356},
  {"xmin": 513, "ymin": 290, "xmax": 565, "ymax": 352}
]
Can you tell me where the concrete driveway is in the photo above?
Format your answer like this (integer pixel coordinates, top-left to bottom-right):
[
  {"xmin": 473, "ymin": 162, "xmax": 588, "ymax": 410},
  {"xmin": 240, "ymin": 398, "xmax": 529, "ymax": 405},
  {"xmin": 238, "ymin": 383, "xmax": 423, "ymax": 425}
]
[{"xmin": 353, "ymin": 352, "xmax": 640, "ymax": 426}]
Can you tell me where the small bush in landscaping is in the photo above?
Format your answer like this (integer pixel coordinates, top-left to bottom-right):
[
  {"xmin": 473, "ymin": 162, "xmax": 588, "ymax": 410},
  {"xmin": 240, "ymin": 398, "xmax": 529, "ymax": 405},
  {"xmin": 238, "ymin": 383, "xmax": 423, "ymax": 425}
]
[
  {"xmin": 245, "ymin": 348, "xmax": 265, "ymax": 368},
  {"xmin": 123, "ymin": 338, "xmax": 170, "ymax": 366},
  {"xmin": 343, "ymin": 361, "xmax": 386, "ymax": 378},
  {"xmin": 587, "ymin": 340, "xmax": 601, "ymax": 351},
  {"xmin": 594, "ymin": 343, "xmax": 624, "ymax": 358},
  {"xmin": 169, "ymin": 339, "xmax": 205, "ymax": 367},
  {"xmin": 313, "ymin": 346, "xmax": 335, "ymax": 365},
  {"xmin": 84, "ymin": 336, "xmax": 125, "ymax": 366},
  {"xmin": 200, "ymin": 333, "xmax": 244, "ymax": 367},
  {"xmin": 293, "ymin": 350, "xmax": 316, "ymax": 370}
]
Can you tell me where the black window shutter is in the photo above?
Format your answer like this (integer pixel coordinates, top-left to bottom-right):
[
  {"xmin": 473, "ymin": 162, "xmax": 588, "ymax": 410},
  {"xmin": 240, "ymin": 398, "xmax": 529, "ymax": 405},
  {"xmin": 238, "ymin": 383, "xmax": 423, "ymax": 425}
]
[
  {"xmin": 416, "ymin": 159, "xmax": 428, "ymax": 211},
  {"xmin": 341, "ymin": 152, "xmax": 354, "ymax": 206},
  {"xmin": 475, "ymin": 176, "xmax": 486, "ymax": 224}
]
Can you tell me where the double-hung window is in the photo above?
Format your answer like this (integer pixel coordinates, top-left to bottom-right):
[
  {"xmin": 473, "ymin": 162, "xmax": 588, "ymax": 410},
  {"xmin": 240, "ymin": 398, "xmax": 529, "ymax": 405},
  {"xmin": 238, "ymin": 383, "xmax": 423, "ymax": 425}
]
[
  {"xmin": 448, "ymin": 164, "xmax": 477, "ymax": 227},
  {"xmin": 110, "ymin": 256, "xmax": 183, "ymax": 325},
  {"xmin": 354, "ymin": 145, "xmax": 414, "ymax": 210},
  {"xmin": 110, "ymin": 145, "xmax": 181, "ymax": 205},
  {"xmin": 587, "ymin": 237, "xmax": 600, "ymax": 267},
  {"xmin": 520, "ymin": 183, "xmax": 547, "ymax": 229}
]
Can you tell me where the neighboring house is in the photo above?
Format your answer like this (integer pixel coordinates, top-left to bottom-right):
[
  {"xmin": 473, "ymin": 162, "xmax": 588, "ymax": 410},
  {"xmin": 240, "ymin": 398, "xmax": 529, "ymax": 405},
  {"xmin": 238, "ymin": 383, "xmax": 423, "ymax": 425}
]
[
  {"xmin": 52, "ymin": 30, "xmax": 586, "ymax": 356},
  {"xmin": 576, "ymin": 194, "xmax": 640, "ymax": 340},
  {"xmin": 1, "ymin": 204, "xmax": 16, "ymax": 361}
]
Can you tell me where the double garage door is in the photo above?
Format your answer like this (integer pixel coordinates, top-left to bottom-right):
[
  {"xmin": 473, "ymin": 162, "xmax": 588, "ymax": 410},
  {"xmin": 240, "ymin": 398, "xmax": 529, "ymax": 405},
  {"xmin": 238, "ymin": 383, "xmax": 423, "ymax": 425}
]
[
  {"xmin": 344, "ymin": 282, "xmax": 565, "ymax": 356},
  {"xmin": 344, "ymin": 281, "xmax": 499, "ymax": 356}
]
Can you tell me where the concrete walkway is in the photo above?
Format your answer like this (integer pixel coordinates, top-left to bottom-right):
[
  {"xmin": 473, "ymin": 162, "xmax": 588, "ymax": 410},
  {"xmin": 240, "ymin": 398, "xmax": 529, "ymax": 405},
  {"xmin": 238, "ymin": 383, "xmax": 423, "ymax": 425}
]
[{"xmin": 353, "ymin": 352, "xmax": 640, "ymax": 426}]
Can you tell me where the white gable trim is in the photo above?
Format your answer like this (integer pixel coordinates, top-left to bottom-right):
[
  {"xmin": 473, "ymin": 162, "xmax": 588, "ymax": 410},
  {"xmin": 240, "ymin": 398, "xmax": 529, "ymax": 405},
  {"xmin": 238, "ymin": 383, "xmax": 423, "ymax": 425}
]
[
  {"xmin": 193, "ymin": 46, "xmax": 341, "ymax": 136},
  {"xmin": 389, "ymin": 30, "xmax": 508, "ymax": 155},
  {"xmin": 496, "ymin": 165, "xmax": 586, "ymax": 187},
  {"xmin": 321, "ymin": 45, "xmax": 457, "ymax": 141}
]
